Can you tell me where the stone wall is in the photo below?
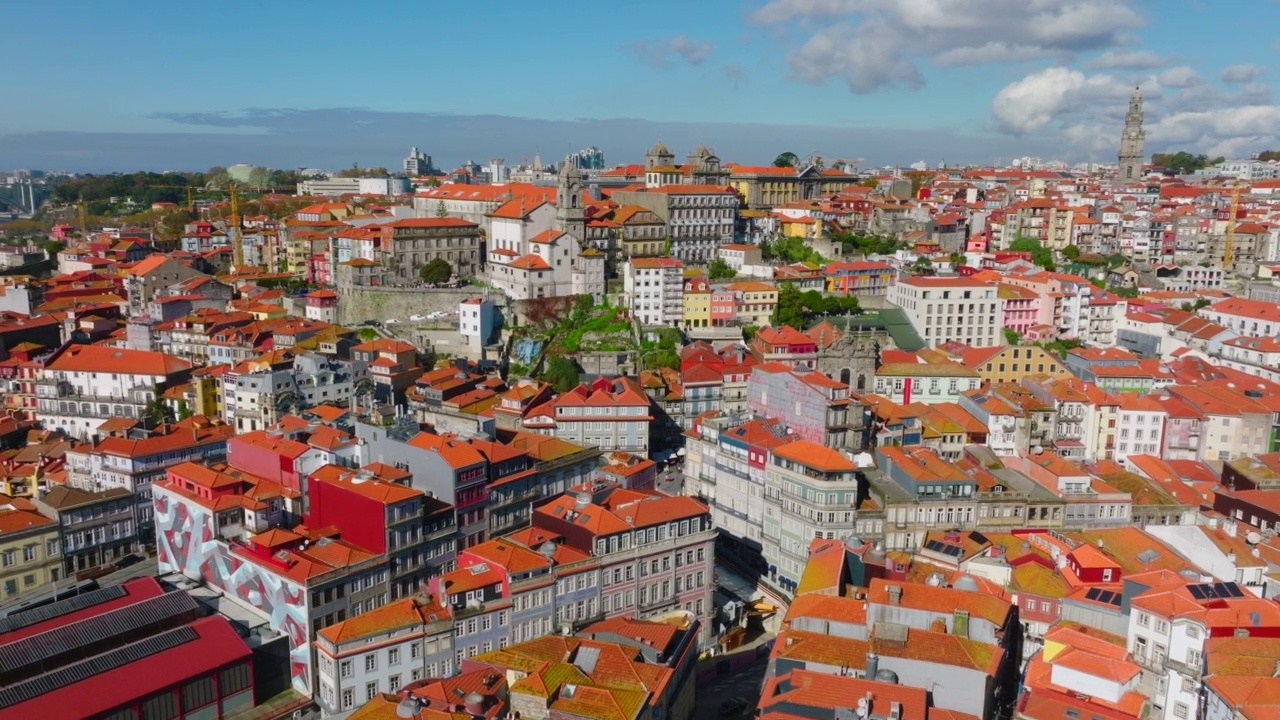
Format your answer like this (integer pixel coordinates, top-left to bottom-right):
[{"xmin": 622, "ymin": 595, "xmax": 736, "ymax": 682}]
[{"xmin": 336, "ymin": 285, "xmax": 502, "ymax": 326}]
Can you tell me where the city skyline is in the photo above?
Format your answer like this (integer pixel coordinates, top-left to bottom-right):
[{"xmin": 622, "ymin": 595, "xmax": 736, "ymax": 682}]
[{"xmin": 2, "ymin": 0, "xmax": 1278, "ymax": 172}]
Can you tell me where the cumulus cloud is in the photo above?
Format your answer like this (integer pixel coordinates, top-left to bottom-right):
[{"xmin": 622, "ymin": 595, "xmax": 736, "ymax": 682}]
[
  {"xmin": 1157, "ymin": 66, "xmax": 1203, "ymax": 88},
  {"xmin": 1148, "ymin": 105, "xmax": 1280, "ymax": 158},
  {"xmin": 1086, "ymin": 50, "xmax": 1167, "ymax": 70},
  {"xmin": 991, "ymin": 67, "xmax": 1136, "ymax": 134},
  {"xmin": 749, "ymin": 0, "xmax": 1143, "ymax": 93},
  {"xmin": 625, "ymin": 35, "xmax": 714, "ymax": 69},
  {"xmin": 1221, "ymin": 64, "xmax": 1266, "ymax": 84}
]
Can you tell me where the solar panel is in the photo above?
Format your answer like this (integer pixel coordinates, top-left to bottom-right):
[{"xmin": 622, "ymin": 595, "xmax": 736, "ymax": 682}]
[
  {"xmin": 968, "ymin": 531, "xmax": 990, "ymax": 545},
  {"xmin": 1228, "ymin": 583, "xmax": 1246, "ymax": 598},
  {"xmin": 1187, "ymin": 585, "xmax": 1207, "ymax": 599},
  {"xmin": 944, "ymin": 545, "xmax": 963, "ymax": 558},
  {"xmin": 0, "ymin": 591, "xmax": 199, "ymax": 678},
  {"xmin": 0, "ymin": 626, "xmax": 198, "ymax": 709},
  {"xmin": 0, "ymin": 586, "xmax": 127, "ymax": 635},
  {"xmin": 1085, "ymin": 588, "xmax": 1100, "ymax": 601}
]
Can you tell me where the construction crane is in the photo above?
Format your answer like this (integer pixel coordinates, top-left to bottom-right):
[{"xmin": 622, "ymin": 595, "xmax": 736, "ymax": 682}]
[{"xmin": 1223, "ymin": 180, "xmax": 1243, "ymax": 269}]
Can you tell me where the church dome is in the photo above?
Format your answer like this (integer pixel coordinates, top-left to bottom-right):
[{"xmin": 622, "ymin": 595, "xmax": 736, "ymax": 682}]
[{"xmin": 649, "ymin": 142, "xmax": 670, "ymax": 156}]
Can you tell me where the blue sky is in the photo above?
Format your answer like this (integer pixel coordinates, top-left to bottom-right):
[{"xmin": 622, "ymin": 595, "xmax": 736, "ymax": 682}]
[{"xmin": 3, "ymin": 0, "xmax": 1279, "ymax": 172}]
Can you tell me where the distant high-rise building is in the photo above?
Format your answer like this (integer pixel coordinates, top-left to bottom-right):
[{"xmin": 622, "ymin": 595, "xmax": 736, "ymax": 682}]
[
  {"xmin": 565, "ymin": 146, "xmax": 605, "ymax": 170},
  {"xmin": 403, "ymin": 146, "xmax": 434, "ymax": 176},
  {"xmin": 1117, "ymin": 87, "xmax": 1145, "ymax": 181}
]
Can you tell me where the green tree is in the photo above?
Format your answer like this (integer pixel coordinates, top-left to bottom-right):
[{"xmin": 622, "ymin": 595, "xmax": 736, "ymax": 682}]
[
  {"xmin": 177, "ymin": 400, "xmax": 194, "ymax": 421},
  {"xmin": 1062, "ymin": 244, "xmax": 1081, "ymax": 262},
  {"xmin": 542, "ymin": 356, "xmax": 581, "ymax": 392},
  {"xmin": 1, "ymin": 219, "xmax": 51, "ymax": 238},
  {"xmin": 435, "ymin": 200, "xmax": 447, "ymax": 218},
  {"xmin": 358, "ymin": 327, "xmax": 380, "ymax": 341},
  {"xmin": 910, "ymin": 256, "xmax": 936, "ymax": 275},
  {"xmin": 774, "ymin": 152, "xmax": 799, "ymax": 168},
  {"xmin": 419, "ymin": 258, "xmax": 453, "ymax": 284},
  {"xmin": 1009, "ymin": 237, "xmax": 1055, "ymax": 270},
  {"xmin": 707, "ymin": 257, "xmax": 737, "ymax": 280},
  {"xmin": 1150, "ymin": 151, "xmax": 1216, "ymax": 174},
  {"xmin": 948, "ymin": 252, "xmax": 966, "ymax": 267},
  {"xmin": 1004, "ymin": 328, "xmax": 1023, "ymax": 345},
  {"xmin": 142, "ymin": 385, "xmax": 175, "ymax": 426},
  {"xmin": 39, "ymin": 239, "xmax": 65, "ymax": 257},
  {"xmin": 773, "ymin": 282, "xmax": 805, "ymax": 328}
]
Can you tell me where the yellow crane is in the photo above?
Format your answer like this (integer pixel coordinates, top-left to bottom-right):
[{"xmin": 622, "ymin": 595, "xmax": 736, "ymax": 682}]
[{"xmin": 1223, "ymin": 180, "xmax": 1243, "ymax": 270}]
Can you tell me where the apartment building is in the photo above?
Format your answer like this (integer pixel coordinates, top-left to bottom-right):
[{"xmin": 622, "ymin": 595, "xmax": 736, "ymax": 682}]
[
  {"xmin": 763, "ymin": 440, "xmax": 875, "ymax": 593},
  {"xmin": 35, "ymin": 485, "xmax": 137, "ymax": 576},
  {"xmin": 611, "ymin": 184, "xmax": 739, "ymax": 263},
  {"xmin": 35, "ymin": 344, "xmax": 194, "ymax": 440},
  {"xmin": 313, "ymin": 595, "xmax": 455, "ymax": 714},
  {"xmin": 155, "ymin": 461, "xmax": 393, "ymax": 697},
  {"xmin": 530, "ymin": 488, "xmax": 717, "ymax": 645},
  {"xmin": 624, "ymin": 257, "xmax": 684, "ymax": 326},
  {"xmin": 63, "ymin": 416, "xmax": 233, "ymax": 532},
  {"xmin": 0, "ymin": 494, "xmax": 62, "ymax": 597},
  {"xmin": 748, "ymin": 363, "xmax": 864, "ymax": 449},
  {"xmin": 889, "ymin": 276, "xmax": 1002, "ymax": 347},
  {"xmin": 522, "ymin": 377, "xmax": 654, "ymax": 454}
]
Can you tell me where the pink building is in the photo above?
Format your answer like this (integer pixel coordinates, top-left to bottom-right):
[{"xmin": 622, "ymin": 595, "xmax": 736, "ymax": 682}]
[
  {"xmin": 998, "ymin": 282, "xmax": 1040, "ymax": 336},
  {"xmin": 710, "ymin": 289, "xmax": 736, "ymax": 326}
]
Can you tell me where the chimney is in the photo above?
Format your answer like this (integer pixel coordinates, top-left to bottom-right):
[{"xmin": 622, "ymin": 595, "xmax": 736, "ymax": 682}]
[
  {"xmin": 887, "ymin": 585, "xmax": 902, "ymax": 605},
  {"xmin": 865, "ymin": 652, "xmax": 879, "ymax": 679},
  {"xmin": 953, "ymin": 609, "xmax": 970, "ymax": 639}
]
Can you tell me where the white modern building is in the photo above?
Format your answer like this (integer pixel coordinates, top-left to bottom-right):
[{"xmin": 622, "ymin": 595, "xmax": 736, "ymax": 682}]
[
  {"xmin": 888, "ymin": 275, "xmax": 1003, "ymax": 347},
  {"xmin": 624, "ymin": 257, "xmax": 684, "ymax": 326}
]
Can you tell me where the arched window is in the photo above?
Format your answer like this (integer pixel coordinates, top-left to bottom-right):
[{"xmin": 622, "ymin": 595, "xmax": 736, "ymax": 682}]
[{"xmin": 840, "ymin": 369, "xmax": 851, "ymax": 386}]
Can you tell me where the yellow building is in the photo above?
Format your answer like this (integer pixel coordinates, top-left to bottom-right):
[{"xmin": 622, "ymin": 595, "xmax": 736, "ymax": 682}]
[
  {"xmin": 0, "ymin": 496, "xmax": 64, "ymax": 596},
  {"xmin": 726, "ymin": 280, "xmax": 779, "ymax": 327},
  {"xmin": 778, "ymin": 214, "xmax": 818, "ymax": 238},
  {"xmin": 682, "ymin": 276, "xmax": 712, "ymax": 329},
  {"xmin": 727, "ymin": 165, "xmax": 857, "ymax": 209},
  {"xmin": 951, "ymin": 345, "xmax": 1072, "ymax": 385}
]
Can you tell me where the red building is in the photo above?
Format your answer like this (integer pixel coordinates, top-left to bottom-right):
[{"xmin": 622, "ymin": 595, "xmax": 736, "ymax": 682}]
[
  {"xmin": 0, "ymin": 577, "xmax": 255, "ymax": 720},
  {"xmin": 307, "ymin": 463, "xmax": 421, "ymax": 555}
]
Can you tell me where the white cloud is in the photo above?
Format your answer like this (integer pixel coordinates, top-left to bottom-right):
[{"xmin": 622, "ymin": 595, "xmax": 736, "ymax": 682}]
[
  {"xmin": 1157, "ymin": 66, "xmax": 1202, "ymax": 89},
  {"xmin": 1086, "ymin": 50, "xmax": 1167, "ymax": 70},
  {"xmin": 625, "ymin": 35, "xmax": 714, "ymax": 69},
  {"xmin": 991, "ymin": 67, "xmax": 1135, "ymax": 134},
  {"xmin": 749, "ymin": 0, "xmax": 1144, "ymax": 93},
  {"xmin": 1148, "ymin": 106, "xmax": 1280, "ymax": 158},
  {"xmin": 1221, "ymin": 64, "xmax": 1266, "ymax": 84}
]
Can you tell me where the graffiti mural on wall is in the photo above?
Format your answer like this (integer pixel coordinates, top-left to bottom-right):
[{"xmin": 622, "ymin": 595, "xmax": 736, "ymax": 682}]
[{"xmin": 154, "ymin": 488, "xmax": 313, "ymax": 695}]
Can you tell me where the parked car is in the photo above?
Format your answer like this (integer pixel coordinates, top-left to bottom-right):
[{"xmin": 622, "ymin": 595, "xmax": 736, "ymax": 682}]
[
  {"xmin": 385, "ymin": 318, "xmax": 400, "ymax": 324},
  {"xmin": 409, "ymin": 314, "xmax": 426, "ymax": 321}
]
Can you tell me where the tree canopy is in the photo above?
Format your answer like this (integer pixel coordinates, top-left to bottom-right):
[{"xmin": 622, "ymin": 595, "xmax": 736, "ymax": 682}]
[
  {"xmin": 1151, "ymin": 151, "xmax": 1224, "ymax": 174},
  {"xmin": 774, "ymin": 152, "xmax": 799, "ymax": 168},
  {"xmin": 1259, "ymin": 150, "xmax": 1280, "ymax": 162},
  {"xmin": 831, "ymin": 231, "xmax": 898, "ymax": 256},
  {"xmin": 419, "ymin": 258, "xmax": 453, "ymax": 284},
  {"xmin": 1009, "ymin": 237, "xmax": 1055, "ymax": 270},
  {"xmin": 760, "ymin": 236, "xmax": 826, "ymax": 264},
  {"xmin": 773, "ymin": 282, "xmax": 860, "ymax": 329},
  {"xmin": 707, "ymin": 257, "xmax": 737, "ymax": 280}
]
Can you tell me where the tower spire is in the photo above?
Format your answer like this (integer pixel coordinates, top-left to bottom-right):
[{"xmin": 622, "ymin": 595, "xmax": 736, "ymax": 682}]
[{"xmin": 1118, "ymin": 86, "xmax": 1145, "ymax": 182}]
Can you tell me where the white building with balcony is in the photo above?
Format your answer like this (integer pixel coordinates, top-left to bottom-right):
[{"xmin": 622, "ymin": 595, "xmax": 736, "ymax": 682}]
[
  {"xmin": 624, "ymin": 257, "xmax": 684, "ymax": 326},
  {"xmin": 35, "ymin": 344, "xmax": 193, "ymax": 440}
]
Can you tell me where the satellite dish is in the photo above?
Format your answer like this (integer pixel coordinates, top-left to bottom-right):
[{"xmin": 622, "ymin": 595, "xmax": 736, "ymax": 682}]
[
  {"xmin": 1247, "ymin": 531, "xmax": 1263, "ymax": 545},
  {"xmin": 396, "ymin": 698, "xmax": 423, "ymax": 718}
]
